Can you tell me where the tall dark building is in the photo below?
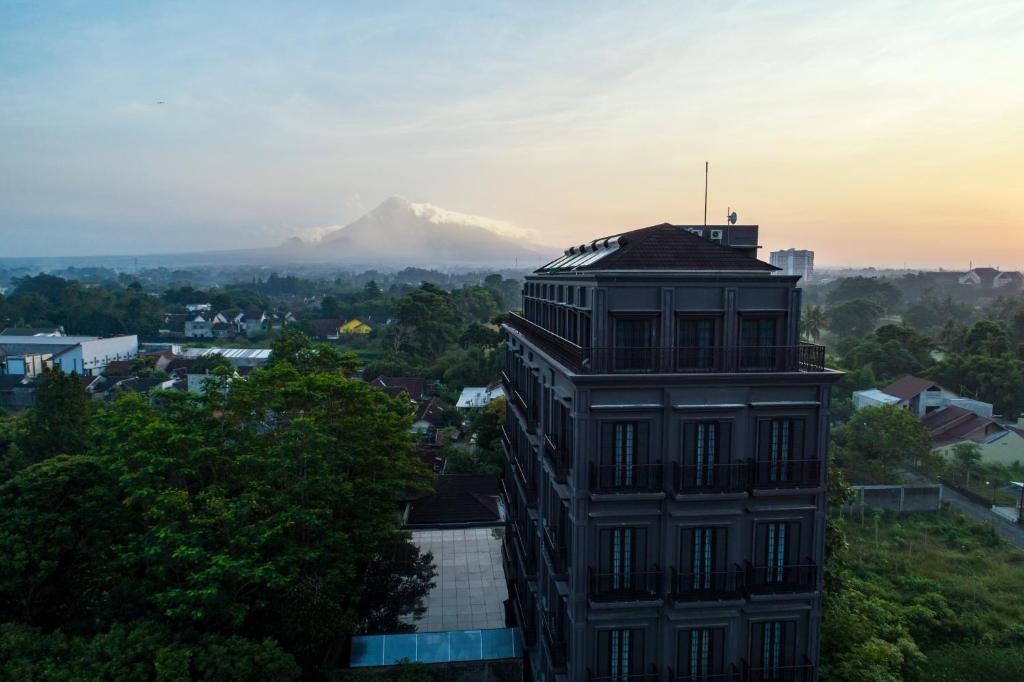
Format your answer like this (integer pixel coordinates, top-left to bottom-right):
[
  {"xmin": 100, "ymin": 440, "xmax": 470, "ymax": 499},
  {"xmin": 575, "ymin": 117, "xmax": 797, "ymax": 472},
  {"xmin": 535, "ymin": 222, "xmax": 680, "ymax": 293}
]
[{"xmin": 500, "ymin": 223, "xmax": 840, "ymax": 682}]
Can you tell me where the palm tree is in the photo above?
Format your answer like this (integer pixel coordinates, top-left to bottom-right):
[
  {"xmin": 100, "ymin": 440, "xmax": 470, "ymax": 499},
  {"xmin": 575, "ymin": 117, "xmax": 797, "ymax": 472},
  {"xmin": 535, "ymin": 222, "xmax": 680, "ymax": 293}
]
[{"xmin": 801, "ymin": 305, "xmax": 827, "ymax": 342}]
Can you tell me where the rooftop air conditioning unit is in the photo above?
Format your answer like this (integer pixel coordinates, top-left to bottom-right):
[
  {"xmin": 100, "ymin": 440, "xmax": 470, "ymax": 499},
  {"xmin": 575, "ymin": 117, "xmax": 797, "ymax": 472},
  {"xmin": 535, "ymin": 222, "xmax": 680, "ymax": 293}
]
[
  {"xmin": 710, "ymin": 229, "xmax": 724, "ymax": 242},
  {"xmin": 687, "ymin": 228, "xmax": 704, "ymax": 237}
]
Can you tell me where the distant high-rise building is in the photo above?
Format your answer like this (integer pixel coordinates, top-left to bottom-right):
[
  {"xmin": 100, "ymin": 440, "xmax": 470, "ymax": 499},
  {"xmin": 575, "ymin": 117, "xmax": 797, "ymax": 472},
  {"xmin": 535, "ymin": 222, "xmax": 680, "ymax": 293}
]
[
  {"xmin": 501, "ymin": 224, "xmax": 839, "ymax": 682},
  {"xmin": 770, "ymin": 249, "xmax": 815, "ymax": 281}
]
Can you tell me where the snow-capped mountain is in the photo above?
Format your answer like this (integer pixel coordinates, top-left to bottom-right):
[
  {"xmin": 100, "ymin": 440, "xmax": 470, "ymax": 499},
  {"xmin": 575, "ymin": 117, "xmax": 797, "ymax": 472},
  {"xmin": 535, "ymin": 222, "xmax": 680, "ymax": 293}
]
[{"xmin": 279, "ymin": 197, "xmax": 548, "ymax": 267}]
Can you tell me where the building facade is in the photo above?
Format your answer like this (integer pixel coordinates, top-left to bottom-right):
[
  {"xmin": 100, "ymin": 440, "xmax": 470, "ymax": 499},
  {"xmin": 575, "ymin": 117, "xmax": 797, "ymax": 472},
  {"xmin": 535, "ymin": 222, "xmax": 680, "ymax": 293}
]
[
  {"xmin": 768, "ymin": 250, "xmax": 814, "ymax": 282},
  {"xmin": 500, "ymin": 224, "xmax": 840, "ymax": 682}
]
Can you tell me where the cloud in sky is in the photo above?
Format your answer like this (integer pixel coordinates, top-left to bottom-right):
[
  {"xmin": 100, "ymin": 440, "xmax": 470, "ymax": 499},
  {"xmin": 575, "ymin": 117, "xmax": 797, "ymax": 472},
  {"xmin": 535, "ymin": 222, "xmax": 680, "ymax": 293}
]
[{"xmin": 1, "ymin": 0, "xmax": 1023, "ymax": 266}]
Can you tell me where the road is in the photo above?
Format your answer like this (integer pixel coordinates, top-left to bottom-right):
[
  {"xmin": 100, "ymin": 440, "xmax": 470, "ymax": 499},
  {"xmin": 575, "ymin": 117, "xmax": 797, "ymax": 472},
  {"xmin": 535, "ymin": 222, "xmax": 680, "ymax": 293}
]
[
  {"xmin": 899, "ymin": 470, "xmax": 1024, "ymax": 549},
  {"xmin": 937, "ymin": 483, "xmax": 1024, "ymax": 549}
]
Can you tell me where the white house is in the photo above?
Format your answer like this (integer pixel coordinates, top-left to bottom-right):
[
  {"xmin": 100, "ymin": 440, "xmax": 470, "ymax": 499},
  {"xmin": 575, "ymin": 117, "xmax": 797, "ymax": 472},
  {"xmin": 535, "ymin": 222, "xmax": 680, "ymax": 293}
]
[
  {"xmin": 851, "ymin": 388, "xmax": 901, "ymax": 411},
  {"xmin": 0, "ymin": 335, "xmax": 138, "ymax": 376},
  {"xmin": 455, "ymin": 381, "xmax": 506, "ymax": 410}
]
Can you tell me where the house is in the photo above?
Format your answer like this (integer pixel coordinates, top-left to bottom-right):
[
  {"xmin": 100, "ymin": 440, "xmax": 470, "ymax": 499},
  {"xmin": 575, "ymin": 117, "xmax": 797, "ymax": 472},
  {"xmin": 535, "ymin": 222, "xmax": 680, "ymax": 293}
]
[
  {"xmin": 0, "ymin": 334, "xmax": 138, "ymax": 376},
  {"xmin": 371, "ymin": 376, "xmax": 426, "ymax": 402},
  {"xmin": 0, "ymin": 375, "xmax": 37, "ymax": 409},
  {"xmin": 880, "ymin": 376, "xmax": 968, "ymax": 417},
  {"xmin": 455, "ymin": 380, "xmax": 506, "ymax": 409},
  {"xmin": 403, "ymin": 475, "xmax": 504, "ymax": 527},
  {"xmin": 310, "ymin": 318, "xmax": 345, "ymax": 340},
  {"xmin": 235, "ymin": 309, "xmax": 269, "ymax": 336},
  {"xmin": 339, "ymin": 318, "xmax": 373, "ymax": 335},
  {"xmin": 184, "ymin": 314, "xmax": 213, "ymax": 338},
  {"xmin": 852, "ymin": 388, "xmax": 902, "ymax": 410},
  {"xmin": 993, "ymin": 271, "xmax": 1024, "ymax": 291},
  {"xmin": 924, "ymin": 406, "xmax": 1024, "ymax": 467},
  {"xmin": 160, "ymin": 313, "xmax": 189, "ymax": 337},
  {"xmin": 959, "ymin": 267, "xmax": 1001, "ymax": 287},
  {"xmin": 411, "ymin": 396, "xmax": 446, "ymax": 441}
]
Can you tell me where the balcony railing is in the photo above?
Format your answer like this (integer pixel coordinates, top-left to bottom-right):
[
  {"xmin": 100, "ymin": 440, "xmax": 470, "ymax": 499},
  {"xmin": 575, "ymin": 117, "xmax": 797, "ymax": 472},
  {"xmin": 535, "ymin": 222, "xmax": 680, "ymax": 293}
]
[
  {"xmin": 508, "ymin": 581, "xmax": 535, "ymax": 646},
  {"xmin": 590, "ymin": 463, "xmax": 664, "ymax": 493},
  {"xmin": 588, "ymin": 665, "xmax": 659, "ymax": 682},
  {"xmin": 500, "ymin": 369, "xmax": 513, "ymax": 392},
  {"xmin": 745, "ymin": 560, "xmax": 818, "ymax": 594},
  {"xmin": 669, "ymin": 664, "xmax": 742, "ymax": 682},
  {"xmin": 542, "ymin": 615, "xmax": 568, "ymax": 671},
  {"xmin": 744, "ymin": 657, "xmax": 815, "ymax": 682},
  {"xmin": 670, "ymin": 565, "xmax": 746, "ymax": 601},
  {"xmin": 511, "ymin": 455, "xmax": 536, "ymax": 504},
  {"xmin": 544, "ymin": 435, "xmax": 571, "ymax": 483},
  {"xmin": 505, "ymin": 313, "xmax": 827, "ymax": 374},
  {"xmin": 674, "ymin": 461, "xmax": 749, "ymax": 493},
  {"xmin": 510, "ymin": 522, "xmax": 537, "ymax": 576},
  {"xmin": 589, "ymin": 566, "xmax": 662, "ymax": 601},
  {"xmin": 500, "ymin": 425, "xmax": 512, "ymax": 454},
  {"xmin": 542, "ymin": 524, "xmax": 569, "ymax": 576},
  {"xmin": 747, "ymin": 458, "xmax": 821, "ymax": 489}
]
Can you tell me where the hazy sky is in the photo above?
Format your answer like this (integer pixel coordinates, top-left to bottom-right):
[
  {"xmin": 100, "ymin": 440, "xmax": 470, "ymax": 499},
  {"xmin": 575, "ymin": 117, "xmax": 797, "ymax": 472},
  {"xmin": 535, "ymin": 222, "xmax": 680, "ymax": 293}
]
[{"xmin": 2, "ymin": 0, "xmax": 1023, "ymax": 267}]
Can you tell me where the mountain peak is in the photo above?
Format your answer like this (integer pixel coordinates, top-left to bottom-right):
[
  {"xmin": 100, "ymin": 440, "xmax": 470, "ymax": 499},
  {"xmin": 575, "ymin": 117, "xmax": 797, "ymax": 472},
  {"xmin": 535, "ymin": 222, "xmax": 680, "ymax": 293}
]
[{"xmin": 277, "ymin": 197, "xmax": 550, "ymax": 267}]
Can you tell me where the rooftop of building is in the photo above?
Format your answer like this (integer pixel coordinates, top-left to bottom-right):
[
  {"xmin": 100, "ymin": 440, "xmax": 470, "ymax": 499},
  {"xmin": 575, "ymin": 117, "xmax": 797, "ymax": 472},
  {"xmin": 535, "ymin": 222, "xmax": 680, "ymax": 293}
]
[
  {"xmin": 882, "ymin": 376, "xmax": 948, "ymax": 401},
  {"xmin": 401, "ymin": 527, "xmax": 508, "ymax": 633},
  {"xmin": 535, "ymin": 223, "xmax": 777, "ymax": 275}
]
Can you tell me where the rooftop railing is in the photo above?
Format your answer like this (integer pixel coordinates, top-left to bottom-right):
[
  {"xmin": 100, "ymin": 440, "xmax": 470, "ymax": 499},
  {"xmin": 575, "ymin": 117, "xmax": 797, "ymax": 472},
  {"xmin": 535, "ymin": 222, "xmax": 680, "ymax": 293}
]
[
  {"xmin": 588, "ymin": 665, "xmax": 659, "ymax": 682},
  {"xmin": 505, "ymin": 312, "xmax": 826, "ymax": 374},
  {"xmin": 668, "ymin": 665, "xmax": 742, "ymax": 682},
  {"xmin": 744, "ymin": 657, "xmax": 815, "ymax": 682}
]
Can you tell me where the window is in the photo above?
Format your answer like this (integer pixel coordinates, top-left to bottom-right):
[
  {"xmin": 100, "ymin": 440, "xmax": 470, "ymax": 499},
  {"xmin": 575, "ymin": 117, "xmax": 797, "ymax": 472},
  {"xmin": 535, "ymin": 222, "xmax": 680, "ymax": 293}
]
[
  {"xmin": 677, "ymin": 628, "xmax": 725, "ymax": 681},
  {"xmin": 597, "ymin": 628, "xmax": 645, "ymax": 681},
  {"xmin": 740, "ymin": 317, "xmax": 779, "ymax": 369},
  {"xmin": 756, "ymin": 418, "xmax": 805, "ymax": 483},
  {"xmin": 750, "ymin": 621, "xmax": 797, "ymax": 678},
  {"xmin": 756, "ymin": 521, "xmax": 799, "ymax": 583},
  {"xmin": 613, "ymin": 316, "xmax": 657, "ymax": 371},
  {"xmin": 677, "ymin": 317, "xmax": 718, "ymax": 370},
  {"xmin": 599, "ymin": 422, "xmax": 650, "ymax": 489},
  {"xmin": 679, "ymin": 527, "xmax": 727, "ymax": 592},
  {"xmin": 598, "ymin": 527, "xmax": 647, "ymax": 590}
]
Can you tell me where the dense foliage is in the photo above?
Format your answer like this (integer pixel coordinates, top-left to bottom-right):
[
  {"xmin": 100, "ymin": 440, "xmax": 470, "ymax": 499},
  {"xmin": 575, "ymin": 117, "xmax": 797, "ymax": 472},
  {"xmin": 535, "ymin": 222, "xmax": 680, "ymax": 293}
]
[
  {"xmin": 0, "ymin": 334, "xmax": 435, "ymax": 680},
  {"xmin": 822, "ymin": 508, "xmax": 1024, "ymax": 682}
]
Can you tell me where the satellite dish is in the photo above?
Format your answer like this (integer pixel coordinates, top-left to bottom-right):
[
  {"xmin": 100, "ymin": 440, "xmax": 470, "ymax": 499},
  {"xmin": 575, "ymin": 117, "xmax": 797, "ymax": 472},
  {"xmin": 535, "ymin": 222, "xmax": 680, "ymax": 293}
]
[{"xmin": 728, "ymin": 211, "xmax": 737, "ymax": 225}]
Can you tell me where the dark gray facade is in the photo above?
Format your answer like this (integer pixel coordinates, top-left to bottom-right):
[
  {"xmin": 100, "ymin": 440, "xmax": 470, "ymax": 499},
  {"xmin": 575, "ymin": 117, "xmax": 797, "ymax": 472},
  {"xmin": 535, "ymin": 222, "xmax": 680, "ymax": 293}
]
[{"xmin": 500, "ymin": 224, "xmax": 841, "ymax": 682}]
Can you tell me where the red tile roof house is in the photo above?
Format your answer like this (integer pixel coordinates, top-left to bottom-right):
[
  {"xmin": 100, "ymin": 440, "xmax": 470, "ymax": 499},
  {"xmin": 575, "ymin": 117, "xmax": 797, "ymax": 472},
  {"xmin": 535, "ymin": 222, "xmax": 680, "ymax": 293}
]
[
  {"xmin": 881, "ymin": 376, "xmax": 961, "ymax": 417},
  {"xmin": 371, "ymin": 376, "xmax": 426, "ymax": 402}
]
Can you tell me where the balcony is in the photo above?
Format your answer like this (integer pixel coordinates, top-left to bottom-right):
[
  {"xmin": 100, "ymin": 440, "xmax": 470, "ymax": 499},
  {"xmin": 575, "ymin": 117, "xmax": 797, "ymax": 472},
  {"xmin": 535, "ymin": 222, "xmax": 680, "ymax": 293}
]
[
  {"xmin": 669, "ymin": 665, "xmax": 741, "ymax": 682},
  {"xmin": 509, "ymin": 522, "xmax": 537, "ymax": 577},
  {"xmin": 542, "ymin": 524, "xmax": 569, "ymax": 576},
  {"xmin": 508, "ymin": 581, "xmax": 536, "ymax": 646},
  {"xmin": 747, "ymin": 459, "xmax": 821, "ymax": 489},
  {"xmin": 745, "ymin": 560, "xmax": 818, "ymax": 594},
  {"xmin": 511, "ymin": 455, "xmax": 537, "ymax": 506},
  {"xmin": 674, "ymin": 461, "xmax": 748, "ymax": 494},
  {"xmin": 670, "ymin": 565, "xmax": 746, "ymax": 601},
  {"xmin": 505, "ymin": 312, "xmax": 827, "ymax": 374},
  {"xmin": 542, "ymin": 614, "xmax": 568, "ymax": 671},
  {"xmin": 744, "ymin": 657, "xmax": 815, "ymax": 682},
  {"xmin": 588, "ymin": 665, "xmax": 659, "ymax": 682},
  {"xmin": 589, "ymin": 566, "xmax": 662, "ymax": 602},
  {"xmin": 500, "ymin": 425, "xmax": 512, "ymax": 455},
  {"xmin": 590, "ymin": 463, "xmax": 664, "ymax": 494},
  {"xmin": 544, "ymin": 435, "xmax": 571, "ymax": 483}
]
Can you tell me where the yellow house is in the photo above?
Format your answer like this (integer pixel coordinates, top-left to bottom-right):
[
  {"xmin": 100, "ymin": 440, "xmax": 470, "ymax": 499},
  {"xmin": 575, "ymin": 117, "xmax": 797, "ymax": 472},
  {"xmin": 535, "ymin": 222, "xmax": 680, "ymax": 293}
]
[{"xmin": 339, "ymin": 318, "xmax": 373, "ymax": 335}]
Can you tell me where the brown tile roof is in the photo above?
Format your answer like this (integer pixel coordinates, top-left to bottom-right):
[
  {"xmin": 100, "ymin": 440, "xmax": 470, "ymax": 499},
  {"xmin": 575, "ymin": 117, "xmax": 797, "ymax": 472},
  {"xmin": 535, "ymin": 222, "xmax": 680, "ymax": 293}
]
[
  {"xmin": 372, "ymin": 376, "xmax": 425, "ymax": 401},
  {"xmin": 414, "ymin": 396, "xmax": 446, "ymax": 426},
  {"xmin": 882, "ymin": 376, "xmax": 946, "ymax": 401},
  {"xmin": 536, "ymin": 223, "xmax": 777, "ymax": 273},
  {"xmin": 404, "ymin": 475, "xmax": 501, "ymax": 526},
  {"xmin": 922, "ymin": 405, "xmax": 1004, "ymax": 446}
]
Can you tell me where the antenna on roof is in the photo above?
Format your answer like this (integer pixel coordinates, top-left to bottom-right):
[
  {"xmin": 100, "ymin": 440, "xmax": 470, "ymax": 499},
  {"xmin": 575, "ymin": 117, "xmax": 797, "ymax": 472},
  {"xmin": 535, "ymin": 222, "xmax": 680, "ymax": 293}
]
[
  {"xmin": 703, "ymin": 161, "xmax": 709, "ymax": 227},
  {"xmin": 727, "ymin": 207, "xmax": 737, "ymax": 225}
]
